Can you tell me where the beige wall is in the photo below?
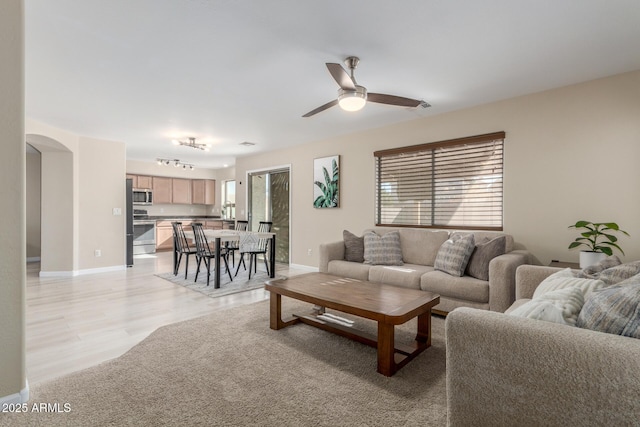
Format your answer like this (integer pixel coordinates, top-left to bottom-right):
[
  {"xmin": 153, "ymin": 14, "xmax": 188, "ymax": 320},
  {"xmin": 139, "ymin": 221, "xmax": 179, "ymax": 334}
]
[
  {"xmin": 0, "ymin": 0, "xmax": 26, "ymax": 402},
  {"xmin": 236, "ymin": 70, "xmax": 640, "ymax": 267},
  {"xmin": 26, "ymin": 148, "xmax": 41, "ymax": 259},
  {"xmin": 26, "ymin": 122, "xmax": 128, "ymax": 274},
  {"xmin": 78, "ymin": 137, "xmax": 126, "ymax": 269}
]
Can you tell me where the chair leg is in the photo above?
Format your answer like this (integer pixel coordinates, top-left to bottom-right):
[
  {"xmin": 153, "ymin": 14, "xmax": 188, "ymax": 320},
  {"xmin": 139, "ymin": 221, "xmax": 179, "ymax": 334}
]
[
  {"xmin": 223, "ymin": 254, "xmax": 233, "ymax": 282},
  {"xmin": 234, "ymin": 254, "xmax": 246, "ymax": 277},
  {"xmin": 184, "ymin": 253, "xmax": 190, "ymax": 280},
  {"xmin": 175, "ymin": 253, "xmax": 183, "ymax": 276},
  {"xmin": 205, "ymin": 256, "xmax": 211, "ymax": 287},
  {"xmin": 263, "ymin": 254, "xmax": 270, "ymax": 276},
  {"xmin": 195, "ymin": 255, "xmax": 203, "ymax": 282}
]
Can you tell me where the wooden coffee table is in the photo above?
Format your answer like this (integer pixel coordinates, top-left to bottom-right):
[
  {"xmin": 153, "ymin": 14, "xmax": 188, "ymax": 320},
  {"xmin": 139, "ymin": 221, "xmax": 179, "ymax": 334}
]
[{"xmin": 265, "ymin": 272, "xmax": 440, "ymax": 376}]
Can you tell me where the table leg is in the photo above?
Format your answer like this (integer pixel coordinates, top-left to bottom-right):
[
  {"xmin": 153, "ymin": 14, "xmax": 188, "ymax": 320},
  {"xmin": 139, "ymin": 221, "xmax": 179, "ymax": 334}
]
[
  {"xmin": 269, "ymin": 292, "xmax": 299, "ymax": 330},
  {"xmin": 214, "ymin": 237, "xmax": 221, "ymax": 289},
  {"xmin": 377, "ymin": 322, "xmax": 396, "ymax": 376},
  {"xmin": 269, "ymin": 234, "xmax": 276, "ymax": 278},
  {"xmin": 416, "ymin": 309, "xmax": 432, "ymax": 345}
]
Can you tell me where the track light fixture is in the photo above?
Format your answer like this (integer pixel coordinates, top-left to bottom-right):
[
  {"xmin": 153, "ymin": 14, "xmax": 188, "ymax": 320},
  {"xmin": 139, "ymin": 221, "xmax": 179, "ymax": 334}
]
[
  {"xmin": 171, "ymin": 137, "xmax": 210, "ymax": 151},
  {"xmin": 156, "ymin": 158, "xmax": 195, "ymax": 170}
]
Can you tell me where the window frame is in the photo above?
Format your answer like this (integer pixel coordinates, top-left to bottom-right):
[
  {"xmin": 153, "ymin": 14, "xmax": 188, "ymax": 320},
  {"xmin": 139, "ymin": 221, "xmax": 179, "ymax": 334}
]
[{"xmin": 374, "ymin": 131, "xmax": 505, "ymax": 231}]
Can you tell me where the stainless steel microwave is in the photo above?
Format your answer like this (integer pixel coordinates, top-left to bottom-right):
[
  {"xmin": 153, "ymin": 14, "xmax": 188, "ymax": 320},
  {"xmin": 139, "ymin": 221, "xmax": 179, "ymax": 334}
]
[{"xmin": 132, "ymin": 188, "xmax": 153, "ymax": 205}]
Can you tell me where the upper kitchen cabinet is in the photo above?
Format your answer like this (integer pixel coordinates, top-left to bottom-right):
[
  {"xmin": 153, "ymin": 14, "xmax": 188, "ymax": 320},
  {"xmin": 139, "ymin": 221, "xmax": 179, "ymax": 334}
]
[
  {"xmin": 153, "ymin": 176, "xmax": 172, "ymax": 204},
  {"xmin": 171, "ymin": 178, "xmax": 192, "ymax": 204},
  {"xmin": 126, "ymin": 174, "xmax": 153, "ymax": 189},
  {"xmin": 192, "ymin": 179, "xmax": 216, "ymax": 205}
]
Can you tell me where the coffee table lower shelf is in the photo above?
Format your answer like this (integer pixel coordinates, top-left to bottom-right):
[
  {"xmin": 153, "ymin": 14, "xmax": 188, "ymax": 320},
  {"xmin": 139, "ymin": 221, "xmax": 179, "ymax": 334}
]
[
  {"xmin": 266, "ymin": 274, "xmax": 439, "ymax": 377},
  {"xmin": 293, "ymin": 311, "xmax": 432, "ymax": 376}
]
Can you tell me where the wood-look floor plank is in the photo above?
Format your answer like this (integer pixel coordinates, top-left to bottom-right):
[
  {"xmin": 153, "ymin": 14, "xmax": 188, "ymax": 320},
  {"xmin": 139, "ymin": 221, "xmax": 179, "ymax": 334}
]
[{"xmin": 25, "ymin": 251, "xmax": 305, "ymax": 385}]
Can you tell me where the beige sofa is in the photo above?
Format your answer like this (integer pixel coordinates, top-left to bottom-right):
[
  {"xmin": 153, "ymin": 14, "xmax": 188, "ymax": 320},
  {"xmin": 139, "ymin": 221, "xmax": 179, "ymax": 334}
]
[
  {"xmin": 319, "ymin": 227, "xmax": 530, "ymax": 314},
  {"xmin": 445, "ymin": 265, "xmax": 640, "ymax": 426}
]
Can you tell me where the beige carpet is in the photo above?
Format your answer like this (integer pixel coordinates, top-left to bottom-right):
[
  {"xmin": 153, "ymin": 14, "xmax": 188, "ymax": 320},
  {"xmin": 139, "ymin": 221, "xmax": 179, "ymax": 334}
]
[{"xmin": 2, "ymin": 298, "xmax": 447, "ymax": 426}]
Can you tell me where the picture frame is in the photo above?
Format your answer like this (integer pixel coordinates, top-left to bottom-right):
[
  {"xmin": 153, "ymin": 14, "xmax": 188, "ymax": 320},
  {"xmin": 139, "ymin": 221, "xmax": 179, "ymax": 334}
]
[{"xmin": 313, "ymin": 155, "xmax": 339, "ymax": 208}]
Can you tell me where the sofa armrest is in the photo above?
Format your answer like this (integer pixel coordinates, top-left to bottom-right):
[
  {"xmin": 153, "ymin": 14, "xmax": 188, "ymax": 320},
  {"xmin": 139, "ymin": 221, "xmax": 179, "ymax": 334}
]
[
  {"xmin": 487, "ymin": 250, "xmax": 529, "ymax": 312},
  {"xmin": 446, "ymin": 308, "xmax": 640, "ymax": 426},
  {"xmin": 515, "ymin": 265, "xmax": 565, "ymax": 299},
  {"xmin": 318, "ymin": 241, "xmax": 344, "ymax": 273}
]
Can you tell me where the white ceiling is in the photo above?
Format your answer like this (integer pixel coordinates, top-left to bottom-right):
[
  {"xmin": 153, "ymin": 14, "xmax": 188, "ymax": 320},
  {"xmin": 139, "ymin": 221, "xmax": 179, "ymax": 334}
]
[{"xmin": 25, "ymin": 0, "xmax": 640, "ymax": 169}]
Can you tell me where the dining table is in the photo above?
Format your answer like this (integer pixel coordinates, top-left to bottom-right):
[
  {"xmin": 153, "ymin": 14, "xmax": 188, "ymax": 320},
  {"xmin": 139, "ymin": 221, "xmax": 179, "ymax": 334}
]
[{"xmin": 179, "ymin": 228, "xmax": 276, "ymax": 289}]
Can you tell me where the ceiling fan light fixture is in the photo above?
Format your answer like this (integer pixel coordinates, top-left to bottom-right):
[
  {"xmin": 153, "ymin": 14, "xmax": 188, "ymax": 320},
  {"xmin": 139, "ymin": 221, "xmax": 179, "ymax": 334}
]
[{"xmin": 338, "ymin": 86, "xmax": 367, "ymax": 112}]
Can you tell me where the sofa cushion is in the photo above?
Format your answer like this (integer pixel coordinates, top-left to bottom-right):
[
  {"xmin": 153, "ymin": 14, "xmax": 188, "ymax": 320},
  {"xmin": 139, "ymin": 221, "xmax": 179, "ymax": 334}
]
[
  {"xmin": 465, "ymin": 236, "xmax": 506, "ymax": 281},
  {"xmin": 576, "ymin": 274, "xmax": 640, "ymax": 338},
  {"xmin": 363, "ymin": 231, "xmax": 403, "ymax": 265},
  {"xmin": 343, "ymin": 230, "xmax": 364, "ymax": 263},
  {"xmin": 368, "ymin": 264, "xmax": 434, "ymax": 290},
  {"xmin": 533, "ymin": 268, "xmax": 604, "ymax": 299},
  {"xmin": 398, "ymin": 229, "xmax": 449, "ymax": 266},
  {"xmin": 421, "ymin": 270, "xmax": 489, "ymax": 303},
  {"xmin": 508, "ymin": 287, "xmax": 585, "ymax": 326},
  {"xmin": 597, "ymin": 261, "xmax": 640, "ymax": 287},
  {"xmin": 576, "ymin": 255, "xmax": 622, "ymax": 279},
  {"xmin": 434, "ymin": 234, "xmax": 475, "ymax": 277},
  {"xmin": 327, "ymin": 260, "xmax": 371, "ymax": 281}
]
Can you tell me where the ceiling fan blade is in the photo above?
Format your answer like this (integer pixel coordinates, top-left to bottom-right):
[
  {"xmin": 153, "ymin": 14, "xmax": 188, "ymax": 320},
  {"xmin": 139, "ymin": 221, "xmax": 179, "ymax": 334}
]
[
  {"xmin": 367, "ymin": 93, "xmax": 425, "ymax": 107},
  {"xmin": 326, "ymin": 63, "xmax": 356, "ymax": 90},
  {"xmin": 302, "ymin": 99, "xmax": 339, "ymax": 117}
]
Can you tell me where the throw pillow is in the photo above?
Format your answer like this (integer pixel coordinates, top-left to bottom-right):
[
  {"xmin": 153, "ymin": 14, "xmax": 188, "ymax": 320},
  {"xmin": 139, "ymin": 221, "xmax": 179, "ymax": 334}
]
[
  {"xmin": 343, "ymin": 230, "xmax": 364, "ymax": 263},
  {"xmin": 596, "ymin": 261, "xmax": 640, "ymax": 287},
  {"xmin": 434, "ymin": 234, "xmax": 475, "ymax": 277},
  {"xmin": 576, "ymin": 255, "xmax": 622, "ymax": 279},
  {"xmin": 533, "ymin": 268, "xmax": 604, "ymax": 299},
  {"xmin": 465, "ymin": 236, "xmax": 506, "ymax": 281},
  {"xmin": 576, "ymin": 275, "xmax": 640, "ymax": 338},
  {"xmin": 363, "ymin": 231, "xmax": 403, "ymax": 266},
  {"xmin": 509, "ymin": 287, "xmax": 585, "ymax": 326}
]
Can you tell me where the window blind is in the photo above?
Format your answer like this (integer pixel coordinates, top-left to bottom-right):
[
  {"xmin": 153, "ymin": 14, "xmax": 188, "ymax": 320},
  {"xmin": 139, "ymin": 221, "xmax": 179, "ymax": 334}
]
[{"xmin": 374, "ymin": 132, "xmax": 504, "ymax": 230}]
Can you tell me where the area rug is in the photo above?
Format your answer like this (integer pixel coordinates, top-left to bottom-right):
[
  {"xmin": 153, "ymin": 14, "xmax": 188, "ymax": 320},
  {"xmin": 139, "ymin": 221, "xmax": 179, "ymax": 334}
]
[
  {"xmin": 2, "ymin": 299, "xmax": 447, "ymax": 426},
  {"xmin": 155, "ymin": 261, "xmax": 288, "ymax": 298}
]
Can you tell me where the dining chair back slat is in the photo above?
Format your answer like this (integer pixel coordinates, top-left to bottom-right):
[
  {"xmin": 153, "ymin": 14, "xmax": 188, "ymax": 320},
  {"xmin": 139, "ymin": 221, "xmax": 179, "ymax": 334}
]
[
  {"xmin": 192, "ymin": 222, "xmax": 232, "ymax": 286},
  {"xmin": 171, "ymin": 222, "xmax": 198, "ymax": 279}
]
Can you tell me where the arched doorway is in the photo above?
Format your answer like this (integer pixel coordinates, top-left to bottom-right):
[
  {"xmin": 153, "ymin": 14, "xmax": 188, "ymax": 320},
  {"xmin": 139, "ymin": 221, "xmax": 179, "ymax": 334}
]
[{"xmin": 25, "ymin": 134, "xmax": 75, "ymax": 275}]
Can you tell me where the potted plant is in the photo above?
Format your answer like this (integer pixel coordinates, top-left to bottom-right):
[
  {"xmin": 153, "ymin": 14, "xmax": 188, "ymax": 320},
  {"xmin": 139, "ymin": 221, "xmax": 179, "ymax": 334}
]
[{"xmin": 568, "ymin": 220, "xmax": 629, "ymax": 267}]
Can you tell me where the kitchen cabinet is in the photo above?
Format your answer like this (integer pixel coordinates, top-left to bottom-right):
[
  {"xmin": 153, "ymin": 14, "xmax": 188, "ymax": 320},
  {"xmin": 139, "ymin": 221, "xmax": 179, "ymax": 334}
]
[
  {"xmin": 172, "ymin": 178, "xmax": 192, "ymax": 204},
  {"xmin": 126, "ymin": 174, "xmax": 153, "ymax": 189},
  {"xmin": 156, "ymin": 220, "xmax": 194, "ymax": 250},
  {"xmin": 192, "ymin": 179, "xmax": 216, "ymax": 205},
  {"xmin": 153, "ymin": 177, "xmax": 172, "ymax": 204},
  {"xmin": 137, "ymin": 175, "xmax": 153, "ymax": 189},
  {"xmin": 155, "ymin": 221, "xmax": 173, "ymax": 250},
  {"xmin": 205, "ymin": 220, "xmax": 223, "ymax": 230}
]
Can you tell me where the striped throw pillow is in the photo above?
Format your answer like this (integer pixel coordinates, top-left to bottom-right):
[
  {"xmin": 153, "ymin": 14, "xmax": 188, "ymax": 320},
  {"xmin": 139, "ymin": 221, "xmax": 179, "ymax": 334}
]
[{"xmin": 363, "ymin": 231, "xmax": 403, "ymax": 266}]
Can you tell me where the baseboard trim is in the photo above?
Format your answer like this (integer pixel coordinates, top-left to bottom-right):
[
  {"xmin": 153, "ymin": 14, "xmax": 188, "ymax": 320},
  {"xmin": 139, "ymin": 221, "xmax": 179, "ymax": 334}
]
[
  {"xmin": 289, "ymin": 263, "xmax": 318, "ymax": 272},
  {"xmin": 0, "ymin": 380, "xmax": 29, "ymax": 405},
  {"xmin": 39, "ymin": 265, "xmax": 127, "ymax": 277}
]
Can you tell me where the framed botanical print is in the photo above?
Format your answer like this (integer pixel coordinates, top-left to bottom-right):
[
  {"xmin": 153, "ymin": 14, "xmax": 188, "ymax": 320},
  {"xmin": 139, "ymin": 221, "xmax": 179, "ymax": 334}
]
[{"xmin": 313, "ymin": 155, "xmax": 339, "ymax": 208}]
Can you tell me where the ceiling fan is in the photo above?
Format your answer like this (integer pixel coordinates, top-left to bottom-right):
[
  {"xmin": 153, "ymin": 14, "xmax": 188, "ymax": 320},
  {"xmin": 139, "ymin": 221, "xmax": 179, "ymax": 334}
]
[{"xmin": 302, "ymin": 56, "xmax": 430, "ymax": 118}]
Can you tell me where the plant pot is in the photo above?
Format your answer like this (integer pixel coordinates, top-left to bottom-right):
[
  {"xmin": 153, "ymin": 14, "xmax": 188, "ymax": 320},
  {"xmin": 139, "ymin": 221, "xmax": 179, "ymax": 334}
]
[{"xmin": 579, "ymin": 251, "xmax": 607, "ymax": 268}]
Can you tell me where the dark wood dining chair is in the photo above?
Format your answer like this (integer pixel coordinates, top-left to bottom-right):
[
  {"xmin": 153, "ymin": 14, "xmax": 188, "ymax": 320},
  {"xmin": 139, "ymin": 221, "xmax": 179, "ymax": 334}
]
[
  {"xmin": 172, "ymin": 221, "xmax": 198, "ymax": 279},
  {"xmin": 234, "ymin": 221, "xmax": 273, "ymax": 279},
  {"xmin": 226, "ymin": 220, "xmax": 249, "ymax": 267},
  {"xmin": 192, "ymin": 222, "xmax": 232, "ymax": 286}
]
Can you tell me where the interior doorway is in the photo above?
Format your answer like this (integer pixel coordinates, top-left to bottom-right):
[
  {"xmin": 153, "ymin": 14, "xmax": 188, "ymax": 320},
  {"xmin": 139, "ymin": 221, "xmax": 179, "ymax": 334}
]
[{"xmin": 248, "ymin": 168, "xmax": 290, "ymax": 264}]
